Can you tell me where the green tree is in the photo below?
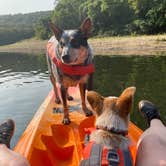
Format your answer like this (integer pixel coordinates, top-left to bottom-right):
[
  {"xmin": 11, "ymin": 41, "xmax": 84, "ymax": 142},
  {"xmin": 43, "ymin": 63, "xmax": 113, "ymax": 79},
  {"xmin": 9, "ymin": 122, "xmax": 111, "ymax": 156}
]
[
  {"xmin": 80, "ymin": 0, "xmax": 135, "ymax": 35},
  {"xmin": 146, "ymin": 0, "xmax": 166, "ymax": 33},
  {"xmin": 35, "ymin": 17, "xmax": 51, "ymax": 40},
  {"xmin": 0, "ymin": 11, "xmax": 51, "ymax": 45},
  {"xmin": 52, "ymin": 0, "xmax": 87, "ymax": 29},
  {"xmin": 130, "ymin": 0, "xmax": 166, "ymax": 34}
]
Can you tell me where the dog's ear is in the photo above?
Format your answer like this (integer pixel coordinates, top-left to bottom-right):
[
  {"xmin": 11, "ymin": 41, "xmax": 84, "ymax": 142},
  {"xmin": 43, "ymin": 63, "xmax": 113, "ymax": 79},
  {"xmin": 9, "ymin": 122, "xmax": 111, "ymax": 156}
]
[
  {"xmin": 116, "ymin": 87, "xmax": 136, "ymax": 117},
  {"xmin": 49, "ymin": 22, "xmax": 63, "ymax": 40},
  {"xmin": 79, "ymin": 18, "xmax": 92, "ymax": 38},
  {"xmin": 87, "ymin": 91, "xmax": 104, "ymax": 116}
]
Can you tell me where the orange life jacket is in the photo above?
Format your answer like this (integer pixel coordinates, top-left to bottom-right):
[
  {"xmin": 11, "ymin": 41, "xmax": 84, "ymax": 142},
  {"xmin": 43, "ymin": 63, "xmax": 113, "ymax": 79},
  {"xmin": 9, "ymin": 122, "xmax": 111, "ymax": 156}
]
[
  {"xmin": 80, "ymin": 128, "xmax": 135, "ymax": 166},
  {"xmin": 47, "ymin": 38, "xmax": 95, "ymax": 76}
]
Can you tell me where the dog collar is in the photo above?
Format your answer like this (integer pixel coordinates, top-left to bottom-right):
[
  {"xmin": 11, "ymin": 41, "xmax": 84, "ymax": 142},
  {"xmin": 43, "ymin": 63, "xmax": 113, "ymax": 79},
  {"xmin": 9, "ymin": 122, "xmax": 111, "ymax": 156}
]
[{"xmin": 96, "ymin": 126, "xmax": 128, "ymax": 136}]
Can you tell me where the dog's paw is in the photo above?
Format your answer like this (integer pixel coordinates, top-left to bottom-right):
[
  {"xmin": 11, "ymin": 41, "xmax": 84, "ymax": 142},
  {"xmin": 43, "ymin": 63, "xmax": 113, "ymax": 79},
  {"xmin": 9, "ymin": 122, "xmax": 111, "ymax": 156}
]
[
  {"xmin": 55, "ymin": 98, "xmax": 61, "ymax": 104},
  {"xmin": 67, "ymin": 95, "xmax": 74, "ymax": 101},
  {"xmin": 84, "ymin": 109, "xmax": 93, "ymax": 117},
  {"xmin": 62, "ymin": 117, "xmax": 71, "ymax": 125}
]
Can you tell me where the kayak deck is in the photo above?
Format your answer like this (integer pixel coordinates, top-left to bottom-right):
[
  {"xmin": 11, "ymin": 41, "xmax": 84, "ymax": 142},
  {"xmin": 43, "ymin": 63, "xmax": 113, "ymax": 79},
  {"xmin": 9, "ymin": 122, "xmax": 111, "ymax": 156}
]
[{"xmin": 14, "ymin": 87, "xmax": 143, "ymax": 166}]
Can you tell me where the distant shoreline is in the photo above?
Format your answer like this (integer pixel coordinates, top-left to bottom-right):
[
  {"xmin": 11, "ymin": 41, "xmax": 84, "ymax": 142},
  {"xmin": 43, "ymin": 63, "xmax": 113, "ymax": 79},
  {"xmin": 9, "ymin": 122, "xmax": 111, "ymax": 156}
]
[{"xmin": 0, "ymin": 35, "xmax": 166, "ymax": 56}]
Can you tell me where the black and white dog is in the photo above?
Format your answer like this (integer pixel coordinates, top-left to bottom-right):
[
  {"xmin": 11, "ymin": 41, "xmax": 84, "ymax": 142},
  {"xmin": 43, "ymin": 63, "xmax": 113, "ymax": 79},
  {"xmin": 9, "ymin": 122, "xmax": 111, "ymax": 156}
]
[{"xmin": 46, "ymin": 18, "xmax": 94, "ymax": 124}]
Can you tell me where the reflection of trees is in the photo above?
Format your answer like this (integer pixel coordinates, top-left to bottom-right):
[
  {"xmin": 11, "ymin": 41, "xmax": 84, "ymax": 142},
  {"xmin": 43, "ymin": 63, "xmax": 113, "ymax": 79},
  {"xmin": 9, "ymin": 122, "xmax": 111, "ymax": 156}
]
[
  {"xmin": 94, "ymin": 55, "xmax": 166, "ymax": 130},
  {"xmin": 94, "ymin": 56, "xmax": 134, "ymax": 96},
  {"xmin": 0, "ymin": 53, "xmax": 47, "ymax": 73},
  {"xmin": 1, "ymin": 53, "xmax": 165, "ymax": 130},
  {"xmin": 126, "ymin": 56, "xmax": 166, "ymax": 129}
]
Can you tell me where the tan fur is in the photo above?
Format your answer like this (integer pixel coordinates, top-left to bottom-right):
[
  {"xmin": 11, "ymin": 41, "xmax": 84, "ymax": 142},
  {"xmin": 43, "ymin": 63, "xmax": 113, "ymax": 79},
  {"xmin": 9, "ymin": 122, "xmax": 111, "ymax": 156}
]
[
  {"xmin": 63, "ymin": 74, "xmax": 89, "ymax": 87},
  {"xmin": 87, "ymin": 91, "xmax": 104, "ymax": 116},
  {"xmin": 87, "ymin": 87, "xmax": 136, "ymax": 150},
  {"xmin": 90, "ymin": 130, "xmax": 129, "ymax": 149},
  {"xmin": 67, "ymin": 46, "xmax": 89, "ymax": 65}
]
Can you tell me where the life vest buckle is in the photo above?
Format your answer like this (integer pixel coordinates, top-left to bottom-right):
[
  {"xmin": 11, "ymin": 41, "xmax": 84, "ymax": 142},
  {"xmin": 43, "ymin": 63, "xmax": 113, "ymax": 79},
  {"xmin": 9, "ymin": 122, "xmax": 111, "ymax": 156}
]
[{"xmin": 107, "ymin": 149, "xmax": 119, "ymax": 165}]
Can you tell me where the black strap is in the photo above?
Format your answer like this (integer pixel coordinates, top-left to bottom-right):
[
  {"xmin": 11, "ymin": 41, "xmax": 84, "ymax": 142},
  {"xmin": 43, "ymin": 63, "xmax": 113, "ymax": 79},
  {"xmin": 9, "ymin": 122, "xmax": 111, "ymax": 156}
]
[
  {"xmin": 84, "ymin": 134, "xmax": 90, "ymax": 146},
  {"xmin": 107, "ymin": 149, "xmax": 120, "ymax": 166},
  {"xmin": 122, "ymin": 149, "xmax": 133, "ymax": 166}
]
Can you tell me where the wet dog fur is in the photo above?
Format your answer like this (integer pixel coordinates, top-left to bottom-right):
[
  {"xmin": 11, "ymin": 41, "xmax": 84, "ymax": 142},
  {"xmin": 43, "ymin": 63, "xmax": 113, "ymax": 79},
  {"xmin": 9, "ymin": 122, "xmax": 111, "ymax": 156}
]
[
  {"xmin": 47, "ymin": 18, "xmax": 93, "ymax": 124},
  {"xmin": 87, "ymin": 87, "xmax": 136, "ymax": 150}
]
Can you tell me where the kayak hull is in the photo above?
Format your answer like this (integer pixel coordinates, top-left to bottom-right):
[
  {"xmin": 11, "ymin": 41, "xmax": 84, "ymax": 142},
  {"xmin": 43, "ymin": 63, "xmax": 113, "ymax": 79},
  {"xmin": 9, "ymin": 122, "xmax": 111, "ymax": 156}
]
[{"xmin": 14, "ymin": 87, "xmax": 143, "ymax": 166}]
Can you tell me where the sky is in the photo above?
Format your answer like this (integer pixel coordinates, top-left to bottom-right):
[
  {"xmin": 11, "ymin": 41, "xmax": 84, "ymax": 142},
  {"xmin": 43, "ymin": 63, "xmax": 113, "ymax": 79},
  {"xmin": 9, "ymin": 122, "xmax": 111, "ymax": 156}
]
[{"xmin": 0, "ymin": 0, "xmax": 55, "ymax": 15}]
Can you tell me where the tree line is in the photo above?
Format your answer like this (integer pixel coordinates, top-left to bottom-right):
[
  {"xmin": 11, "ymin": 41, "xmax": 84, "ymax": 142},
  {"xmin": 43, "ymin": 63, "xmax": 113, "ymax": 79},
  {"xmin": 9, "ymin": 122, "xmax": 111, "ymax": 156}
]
[
  {"xmin": 0, "ymin": 0, "xmax": 165, "ymax": 45},
  {"xmin": 36, "ymin": 0, "xmax": 166, "ymax": 39},
  {"xmin": 0, "ymin": 11, "xmax": 51, "ymax": 45}
]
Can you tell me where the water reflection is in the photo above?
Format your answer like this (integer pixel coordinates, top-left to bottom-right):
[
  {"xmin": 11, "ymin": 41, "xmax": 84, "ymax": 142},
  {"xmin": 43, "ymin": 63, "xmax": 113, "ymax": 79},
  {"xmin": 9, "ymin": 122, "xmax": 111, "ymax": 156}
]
[
  {"xmin": 93, "ymin": 55, "xmax": 166, "ymax": 129},
  {"xmin": 0, "ymin": 53, "xmax": 51, "ymax": 147},
  {"xmin": 0, "ymin": 53, "xmax": 48, "ymax": 87},
  {"xmin": 0, "ymin": 53, "xmax": 166, "ymax": 147}
]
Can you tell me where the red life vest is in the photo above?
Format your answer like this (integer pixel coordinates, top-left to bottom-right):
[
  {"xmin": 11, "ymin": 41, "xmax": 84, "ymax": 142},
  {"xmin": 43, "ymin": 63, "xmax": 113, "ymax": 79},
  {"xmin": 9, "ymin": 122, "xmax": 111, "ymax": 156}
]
[
  {"xmin": 47, "ymin": 39, "xmax": 95, "ymax": 76},
  {"xmin": 80, "ymin": 128, "xmax": 135, "ymax": 166}
]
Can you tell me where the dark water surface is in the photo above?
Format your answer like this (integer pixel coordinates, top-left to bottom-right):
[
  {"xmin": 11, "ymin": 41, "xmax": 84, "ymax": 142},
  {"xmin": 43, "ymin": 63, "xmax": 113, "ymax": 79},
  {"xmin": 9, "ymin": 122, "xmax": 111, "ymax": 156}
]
[
  {"xmin": 0, "ymin": 53, "xmax": 166, "ymax": 148},
  {"xmin": 0, "ymin": 53, "xmax": 51, "ymax": 147},
  {"xmin": 94, "ymin": 55, "xmax": 166, "ymax": 129}
]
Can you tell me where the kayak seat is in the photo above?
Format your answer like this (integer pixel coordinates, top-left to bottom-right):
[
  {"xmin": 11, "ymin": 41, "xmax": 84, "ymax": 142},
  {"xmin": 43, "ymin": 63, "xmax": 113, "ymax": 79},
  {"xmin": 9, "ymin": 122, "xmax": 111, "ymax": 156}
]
[
  {"xmin": 40, "ymin": 123, "xmax": 81, "ymax": 165},
  {"xmin": 41, "ymin": 135, "xmax": 74, "ymax": 160},
  {"xmin": 29, "ymin": 148, "xmax": 53, "ymax": 166},
  {"xmin": 51, "ymin": 124, "xmax": 75, "ymax": 147}
]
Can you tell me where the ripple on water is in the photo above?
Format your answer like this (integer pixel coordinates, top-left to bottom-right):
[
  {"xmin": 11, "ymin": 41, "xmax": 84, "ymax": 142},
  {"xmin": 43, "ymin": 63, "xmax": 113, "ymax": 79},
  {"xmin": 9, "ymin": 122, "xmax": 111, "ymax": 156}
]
[{"xmin": 0, "ymin": 53, "xmax": 51, "ymax": 147}]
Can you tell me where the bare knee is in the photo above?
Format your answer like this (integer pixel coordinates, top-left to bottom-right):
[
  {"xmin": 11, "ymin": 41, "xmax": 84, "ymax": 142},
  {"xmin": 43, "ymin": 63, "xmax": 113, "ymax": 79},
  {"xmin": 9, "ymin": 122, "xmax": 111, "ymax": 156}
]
[
  {"xmin": 0, "ymin": 144, "xmax": 29, "ymax": 166},
  {"xmin": 12, "ymin": 156, "xmax": 29, "ymax": 166},
  {"xmin": 136, "ymin": 135, "xmax": 166, "ymax": 166},
  {"xmin": 0, "ymin": 144, "xmax": 7, "ymax": 149},
  {"xmin": 139, "ymin": 134, "xmax": 166, "ymax": 149}
]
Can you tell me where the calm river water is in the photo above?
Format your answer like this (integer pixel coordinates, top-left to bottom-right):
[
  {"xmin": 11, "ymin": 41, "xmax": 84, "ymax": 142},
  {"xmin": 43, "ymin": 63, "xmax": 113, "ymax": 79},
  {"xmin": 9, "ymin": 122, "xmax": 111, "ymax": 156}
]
[{"xmin": 0, "ymin": 52, "xmax": 166, "ymax": 147}]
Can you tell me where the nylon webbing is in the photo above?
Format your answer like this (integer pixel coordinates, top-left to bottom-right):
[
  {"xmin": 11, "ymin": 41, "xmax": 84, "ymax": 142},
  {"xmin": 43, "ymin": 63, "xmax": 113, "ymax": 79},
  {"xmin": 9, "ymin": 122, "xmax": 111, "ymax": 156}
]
[
  {"xmin": 89, "ymin": 143, "xmax": 103, "ymax": 166},
  {"xmin": 80, "ymin": 143, "xmax": 103, "ymax": 166},
  {"xmin": 122, "ymin": 149, "xmax": 133, "ymax": 166}
]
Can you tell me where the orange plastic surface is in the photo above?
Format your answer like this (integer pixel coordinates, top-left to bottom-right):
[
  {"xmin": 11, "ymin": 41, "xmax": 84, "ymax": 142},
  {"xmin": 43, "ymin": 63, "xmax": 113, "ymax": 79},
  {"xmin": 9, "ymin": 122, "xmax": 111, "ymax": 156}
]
[{"xmin": 14, "ymin": 87, "xmax": 143, "ymax": 166}]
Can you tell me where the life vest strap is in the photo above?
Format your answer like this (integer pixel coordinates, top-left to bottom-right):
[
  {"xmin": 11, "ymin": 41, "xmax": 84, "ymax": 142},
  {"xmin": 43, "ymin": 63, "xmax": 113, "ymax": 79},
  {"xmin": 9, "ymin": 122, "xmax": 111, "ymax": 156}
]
[
  {"xmin": 107, "ymin": 149, "xmax": 120, "ymax": 166},
  {"xmin": 80, "ymin": 142, "xmax": 133, "ymax": 166},
  {"xmin": 80, "ymin": 142, "xmax": 102, "ymax": 166}
]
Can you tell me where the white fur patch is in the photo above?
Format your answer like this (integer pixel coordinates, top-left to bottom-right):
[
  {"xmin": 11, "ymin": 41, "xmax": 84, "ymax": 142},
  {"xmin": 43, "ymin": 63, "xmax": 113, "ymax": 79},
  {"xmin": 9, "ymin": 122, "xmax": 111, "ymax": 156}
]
[{"xmin": 96, "ymin": 110, "xmax": 129, "ymax": 132}]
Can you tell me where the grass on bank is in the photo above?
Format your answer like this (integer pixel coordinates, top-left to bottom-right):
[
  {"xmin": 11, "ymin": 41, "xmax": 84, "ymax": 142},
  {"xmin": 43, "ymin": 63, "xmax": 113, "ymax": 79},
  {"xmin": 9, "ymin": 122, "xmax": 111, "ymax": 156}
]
[{"xmin": 0, "ymin": 34, "xmax": 166, "ymax": 56}]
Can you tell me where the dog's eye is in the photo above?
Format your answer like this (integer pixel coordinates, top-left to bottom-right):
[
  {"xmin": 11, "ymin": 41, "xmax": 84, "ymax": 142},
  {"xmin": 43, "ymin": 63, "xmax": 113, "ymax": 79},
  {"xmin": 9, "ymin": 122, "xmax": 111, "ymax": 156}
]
[
  {"xmin": 81, "ymin": 38, "xmax": 88, "ymax": 47},
  {"xmin": 60, "ymin": 41, "xmax": 65, "ymax": 48},
  {"xmin": 70, "ymin": 39, "xmax": 80, "ymax": 48}
]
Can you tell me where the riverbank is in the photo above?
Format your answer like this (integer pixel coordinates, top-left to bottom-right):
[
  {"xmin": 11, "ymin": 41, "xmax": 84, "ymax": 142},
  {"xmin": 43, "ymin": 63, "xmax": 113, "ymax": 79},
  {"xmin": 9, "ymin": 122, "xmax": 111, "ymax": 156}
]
[{"xmin": 0, "ymin": 35, "xmax": 166, "ymax": 56}]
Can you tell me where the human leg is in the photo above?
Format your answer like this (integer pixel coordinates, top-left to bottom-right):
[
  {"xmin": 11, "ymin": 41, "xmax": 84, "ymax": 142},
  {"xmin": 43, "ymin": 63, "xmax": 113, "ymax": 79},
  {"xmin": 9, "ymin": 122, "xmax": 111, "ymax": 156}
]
[
  {"xmin": 0, "ymin": 119, "xmax": 15, "ymax": 148},
  {"xmin": 0, "ymin": 144, "xmax": 30, "ymax": 166},
  {"xmin": 0, "ymin": 119, "xmax": 29, "ymax": 166},
  {"xmin": 136, "ymin": 100, "xmax": 166, "ymax": 166}
]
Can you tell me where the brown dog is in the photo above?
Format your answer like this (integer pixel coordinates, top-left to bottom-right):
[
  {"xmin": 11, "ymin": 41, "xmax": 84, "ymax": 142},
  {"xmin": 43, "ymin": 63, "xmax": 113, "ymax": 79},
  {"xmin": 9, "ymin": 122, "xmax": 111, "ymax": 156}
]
[
  {"xmin": 80, "ymin": 87, "xmax": 136, "ymax": 165},
  {"xmin": 47, "ymin": 18, "xmax": 94, "ymax": 124}
]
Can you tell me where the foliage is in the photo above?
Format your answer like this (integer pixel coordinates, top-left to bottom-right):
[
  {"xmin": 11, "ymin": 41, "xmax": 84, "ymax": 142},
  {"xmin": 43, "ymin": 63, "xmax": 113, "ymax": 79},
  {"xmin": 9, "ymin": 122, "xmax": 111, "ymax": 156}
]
[
  {"xmin": 0, "ymin": 11, "xmax": 51, "ymax": 45},
  {"xmin": 50, "ymin": 0, "xmax": 166, "ymax": 36},
  {"xmin": 129, "ymin": 0, "xmax": 166, "ymax": 34},
  {"xmin": 0, "ymin": 0, "xmax": 166, "ymax": 44},
  {"xmin": 0, "ymin": 27, "xmax": 34, "ymax": 45},
  {"xmin": 35, "ymin": 17, "xmax": 51, "ymax": 40},
  {"xmin": 80, "ymin": 0, "xmax": 135, "ymax": 35},
  {"xmin": 52, "ymin": 0, "xmax": 87, "ymax": 29}
]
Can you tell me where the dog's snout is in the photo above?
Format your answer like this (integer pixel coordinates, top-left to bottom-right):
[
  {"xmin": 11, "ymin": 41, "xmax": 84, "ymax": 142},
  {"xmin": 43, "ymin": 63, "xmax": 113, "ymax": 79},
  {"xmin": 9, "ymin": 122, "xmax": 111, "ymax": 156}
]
[{"xmin": 62, "ymin": 54, "xmax": 70, "ymax": 63}]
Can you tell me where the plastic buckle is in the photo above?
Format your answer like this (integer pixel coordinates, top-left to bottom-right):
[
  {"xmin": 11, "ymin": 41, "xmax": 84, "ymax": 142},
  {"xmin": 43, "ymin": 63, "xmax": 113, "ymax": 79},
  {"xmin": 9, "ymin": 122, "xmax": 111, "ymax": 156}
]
[{"xmin": 107, "ymin": 149, "xmax": 119, "ymax": 166}]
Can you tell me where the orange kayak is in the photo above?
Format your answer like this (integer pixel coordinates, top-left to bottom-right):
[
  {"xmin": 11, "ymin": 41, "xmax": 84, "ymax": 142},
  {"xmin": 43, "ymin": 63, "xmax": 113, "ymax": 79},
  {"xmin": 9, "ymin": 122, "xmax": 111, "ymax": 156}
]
[{"xmin": 14, "ymin": 87, "xmax": 143, "ymax": 166}]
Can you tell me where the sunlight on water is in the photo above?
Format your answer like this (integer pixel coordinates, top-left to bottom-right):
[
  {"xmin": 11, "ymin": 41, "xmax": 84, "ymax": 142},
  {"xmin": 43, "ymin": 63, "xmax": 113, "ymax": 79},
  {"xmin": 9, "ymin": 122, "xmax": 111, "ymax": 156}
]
[{"xmin": 0, "ymin": 53, "xmax": 51, "ymax": 147}]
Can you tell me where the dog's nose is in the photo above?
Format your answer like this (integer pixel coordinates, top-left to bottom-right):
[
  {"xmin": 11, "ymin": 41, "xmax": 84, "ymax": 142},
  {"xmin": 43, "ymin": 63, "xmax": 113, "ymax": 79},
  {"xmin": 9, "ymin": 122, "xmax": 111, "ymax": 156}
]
[{"xmin": 62, "ymin": 55, "xmax": 70, "ymax": 63}]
